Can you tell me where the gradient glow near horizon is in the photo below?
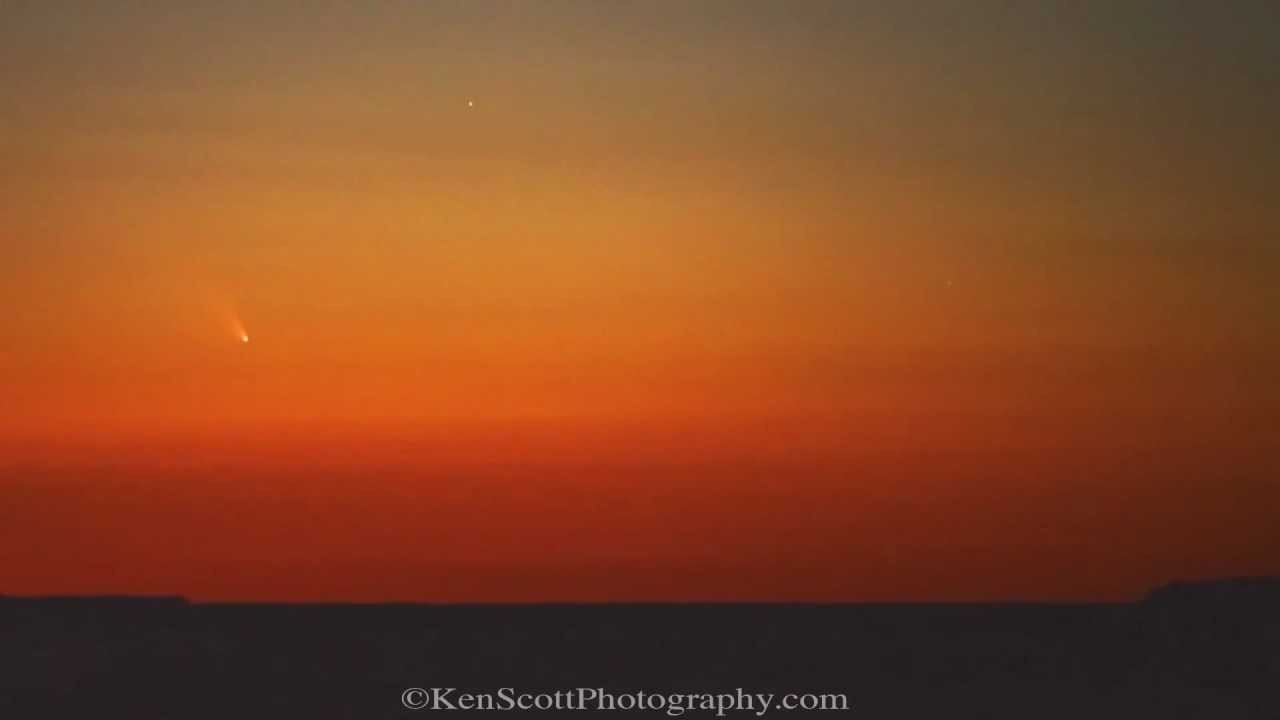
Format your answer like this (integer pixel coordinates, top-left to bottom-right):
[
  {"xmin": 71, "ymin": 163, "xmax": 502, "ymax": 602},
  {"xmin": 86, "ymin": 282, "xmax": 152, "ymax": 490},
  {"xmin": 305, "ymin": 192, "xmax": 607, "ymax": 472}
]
[{"xmin": 2, "ymin": 1, "xmax": 1278, "ymax": 602}]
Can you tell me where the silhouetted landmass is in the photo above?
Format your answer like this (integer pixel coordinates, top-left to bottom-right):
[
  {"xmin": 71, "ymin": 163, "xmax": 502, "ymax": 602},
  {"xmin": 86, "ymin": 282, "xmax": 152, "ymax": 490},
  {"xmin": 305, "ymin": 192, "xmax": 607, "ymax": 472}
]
[
  {"xmin": 1143, "ymin": 577, "xmax": 1280, "ymax": 609},
  {"xmin": 3, "ymin": 579, "xmax": 1276, "ymax": 718},
  {"xmin": 0, "ymin": 595, "xmax": 189, "ymax": 610}
]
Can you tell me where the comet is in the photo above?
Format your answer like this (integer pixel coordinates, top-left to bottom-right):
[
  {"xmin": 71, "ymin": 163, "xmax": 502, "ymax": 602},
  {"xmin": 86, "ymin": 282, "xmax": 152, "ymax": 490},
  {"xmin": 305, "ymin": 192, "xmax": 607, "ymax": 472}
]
[
  {"xmin": 229, "ymin": 313, "xmax": 250, "ymax": 345},
  {"xmin": 204, "ymin": 294, "xmax": 251, "ymax": 346}
]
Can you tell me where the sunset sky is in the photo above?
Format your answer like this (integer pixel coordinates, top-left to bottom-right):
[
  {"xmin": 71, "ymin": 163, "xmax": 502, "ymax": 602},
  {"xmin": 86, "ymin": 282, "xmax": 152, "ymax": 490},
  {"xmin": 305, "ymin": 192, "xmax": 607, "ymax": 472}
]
[{"xmin": 3, "ymin": 1, "xmax": 1278, "ymax": 601}]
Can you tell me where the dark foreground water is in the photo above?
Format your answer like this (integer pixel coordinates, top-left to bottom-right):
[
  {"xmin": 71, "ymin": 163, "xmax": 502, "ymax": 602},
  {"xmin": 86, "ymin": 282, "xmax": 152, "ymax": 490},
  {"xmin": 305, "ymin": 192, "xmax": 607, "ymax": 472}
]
[{"xmin": 3, "ymin": 580, "xmax": 1277, "ymax": 718}]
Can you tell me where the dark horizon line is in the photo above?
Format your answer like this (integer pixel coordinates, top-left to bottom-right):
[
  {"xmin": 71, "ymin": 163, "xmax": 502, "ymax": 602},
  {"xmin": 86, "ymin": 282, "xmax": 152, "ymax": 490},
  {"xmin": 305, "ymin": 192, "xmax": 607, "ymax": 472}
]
[{"xmin": 4, "ymin": 575, "xmax": 1277, "ymax": 608}]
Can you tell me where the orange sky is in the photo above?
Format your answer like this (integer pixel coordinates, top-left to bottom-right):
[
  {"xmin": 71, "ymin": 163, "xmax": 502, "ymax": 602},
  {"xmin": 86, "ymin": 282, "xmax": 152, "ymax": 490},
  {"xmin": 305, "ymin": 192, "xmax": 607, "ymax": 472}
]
[{"xmin": 2, "ymin": 1, "xmax": 1278, "ymax": 601}]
